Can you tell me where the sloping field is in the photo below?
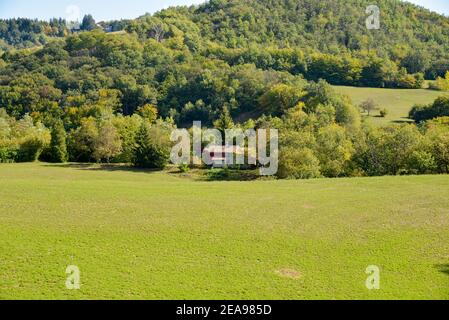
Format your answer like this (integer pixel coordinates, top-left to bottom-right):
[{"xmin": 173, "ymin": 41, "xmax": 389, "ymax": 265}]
[
  {"xmin": 0, "ymin": 163, "xmax": 448, "ymax": 299},
  {"xmin": 333, "ymin": 86, "xmax": 445, "ymax": 125}
]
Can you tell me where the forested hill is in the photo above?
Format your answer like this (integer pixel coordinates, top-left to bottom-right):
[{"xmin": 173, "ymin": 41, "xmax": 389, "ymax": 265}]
[
  {"xmin": 0, "ymin": 17, "xmax": 126, "ymax": 50},
  {"xmin": 0, "ymin": 18, "xmax": 68, "ymax": 50},
  {"xmin": 2, "ymin": 0, "xmax": 449, "ymax": 78},
  {"xmin": 195, "ymin": 0, "xmax": 449, "ymax": 53},
  {"xmin": 127, "ymin": 0, "xmax": 449, "ymax": 79}
]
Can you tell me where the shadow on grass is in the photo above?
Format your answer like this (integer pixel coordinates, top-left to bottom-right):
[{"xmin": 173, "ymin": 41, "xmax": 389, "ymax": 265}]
[
  {"xmin": 43, "ymin": 163, "xmax": 161, "ymax": 174},
  {"xmin": 391, "ymin": 117, "xmax": 414, "ymax": 124},
  {"xmin": 43, "ymin": 163, "xmax": 268, "ymax": 182},
  {"xmin": 205, "ymin": 168, "xmax": 262, "ymax": 181},
  {"xmin": 166, "ymin": 167, "xmax": 263, "ymax": 182},
  {"xmin": 435, "ymin": 264, "xmax": 449, "ymax": 276}
]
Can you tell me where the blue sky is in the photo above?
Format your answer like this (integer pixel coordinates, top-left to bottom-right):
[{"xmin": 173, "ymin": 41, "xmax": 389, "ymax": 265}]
[
  {"xmin": 0, "ymin": 0, "xmax": 447, "ymax": 21},
  {"xmin": 407, "ymin": 0, "xmax": 449, "ymax": 15},
  {"xmin": 0, "ymin": 0, "xmax": 207, "ymax": 21}
]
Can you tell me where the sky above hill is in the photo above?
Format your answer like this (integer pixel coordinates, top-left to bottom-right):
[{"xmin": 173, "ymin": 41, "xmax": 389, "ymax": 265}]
[
  {"xmin": 0, "ymin": 0, "xmax": 206, "ymax": 21},
  {"xmin": 407, "ymin": 0, "xmax": 449, "ymax": 15},
  {"xmin": 0, "ymin": 0, "xmax": 447, "ymax": 21}
]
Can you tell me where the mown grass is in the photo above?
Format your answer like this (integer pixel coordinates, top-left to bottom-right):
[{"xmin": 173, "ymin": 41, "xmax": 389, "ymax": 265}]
[
  {"xmin": 0, "ymin": 163, "xmax": 448, "ymax": 300},
  {"xmin": 333, "ymin": 86, "xmax": 445, "ymax": 125}
]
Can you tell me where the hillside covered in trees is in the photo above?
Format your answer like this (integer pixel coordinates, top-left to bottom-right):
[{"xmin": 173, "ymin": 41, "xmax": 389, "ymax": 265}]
[
  {"xmin": 0, "ymin": 18, "xmax": 68, "ymax": 50},
  {"xmin": 0, "ymin": 16, "xmax": 127, "ymax": 50},
  {"xmin": 2, "ymin": 0, "xmax": 449, "ymax": 78},
  {"xmin": 142, "ymin": 0, "xmax": 449, "ymax": 81},
  {"xmin": 0, "ymin": 0, "xmax": 449, "ymax": 178}
]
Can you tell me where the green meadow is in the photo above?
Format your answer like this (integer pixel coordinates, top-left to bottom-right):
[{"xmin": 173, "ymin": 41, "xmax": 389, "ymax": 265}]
[
  {"xmin": 0, "ymin": 163, "xmax": 448, "ymax": 300},
  {"xmin": 333, "ymin": 86, "xmax": 445, "ymax": 125}
]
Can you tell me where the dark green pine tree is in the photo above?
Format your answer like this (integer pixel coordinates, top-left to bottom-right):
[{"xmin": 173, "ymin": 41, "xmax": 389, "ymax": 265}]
[
  {"xmin": 49, "ymin": 121, "xmax": 68, "ymax": 163},
  {"xmin": 80, "ymin": 14, "xmax": 96, "ymax": 31},
  {"xmin": 213, "ymin": 106, "xmax": 234, "ymax": 133},
  {"xmin": 132, "ymin": 121, "xmax": 169, "ymax": 169}
]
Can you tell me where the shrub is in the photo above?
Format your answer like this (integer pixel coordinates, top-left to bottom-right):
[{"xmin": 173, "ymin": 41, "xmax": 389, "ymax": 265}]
[
  {"xmin": 277, "ymin": 147, "xmax": 321, "ymax": 179},
  {"xmin": 178, "ymin": 163, "xmax": 190, "ymax": 173},
  {"xmin": 1, "ymin": 112, "xmax": 50, "ymax": 162},
  {"xmin": 425, "ymin": 125, "xmax": 449, "ymax": 173},
  {"xmin": 17, "ymin": 136, "xmax": 47, "ymax": 162},
  {"xmin": 207, "ymin": 168, "xmax": 231, "ymax": 180},
  {"xmin": 425, "ymin": 116, "xmax": 449, "ymax": 126},
  {"xmin": 410, "ymin": 96, "xmax": 449, "ymax": 122},
  {"xmin": 429, "ymin": 72, "xmax": 449, "ymax": 91},
  {"xmin": 407, "ymin": 150, "xmax": 437, "ymax": 174},
  {"xmin": 0, "ymin": 146, "xmax": 17, "ymax": 163},
  {"xmin": 379, "ymin": 108, "xmax": 388, "ymax": 118},
  {"xmin": 14, "ymin": 117, "xmax": 51, "ymax": 162}
]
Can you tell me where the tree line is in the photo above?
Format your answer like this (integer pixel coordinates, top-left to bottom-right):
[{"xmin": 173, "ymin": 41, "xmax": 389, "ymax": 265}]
[
  {"xmin": 1, "ymin": 80, "xmax": 449, "ymax": 179},
  {"xmin": 0, "ymin": 18, "xmax": 68, "ymax": 49},
  {"xmin": 0, "ymin": 15, "xmax": 126, "ymax": 50}
]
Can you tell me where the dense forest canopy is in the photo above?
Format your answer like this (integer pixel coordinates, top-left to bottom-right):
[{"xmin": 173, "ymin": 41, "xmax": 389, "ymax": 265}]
[
  {"xmin": 0, "ymin": 16, "xmax": 128, "ymax": 50},
  {"xmin": 2, "ymin": 0, "xmax": 449, "ymax": 78},
  {"xmin": 0, "ymin": 18, "xmax": 68, "ymax": 49},
  {"xmin": 1, "ymin": 0, "xmax": 449, "ymax": 122}
]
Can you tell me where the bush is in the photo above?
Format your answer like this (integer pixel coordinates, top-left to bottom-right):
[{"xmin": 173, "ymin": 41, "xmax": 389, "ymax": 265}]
[
  {"xmin": 379, "ymin": 108, "xmax": 388, "ymax": 118},
  {"xmin": 14, "ymin": 117, "xmax": 51, "ymax": 162},
  {"xmin": 425, "ymin": 125, "xmax": 449, "ymax": 173},
  {"xmin": 407, "ymin": 150, "xmax": 437, "ymax": 174},
  {"xmin": 429, "ymin": 72, "xmax": 449, "ymax": 91},
  {"xmin": 410, "ymin": 96, "xmax": 449, "ymax": 122},
  {"xmin": 0, "ymin": 146, "xmax": 17, "ymax": 163},
  {"xmin": 207, "ymin": 167, "xmax": 231, "ymax": 180},
  {"xmin": 277, "ymin": 147, "xmax": 321, "ymax": 179},
  {"xmin": 205, "ymin": 167, "xmax": 261, "ymax": 181},
  {"xmin": 178, "ymin": 163, "xmax": 190, "ymax": 173},
  {"xmin": 17, "ymin": 137, "xmax": 47, "ymax": 162},
  {"xmin": 1, "ymin": 112, "xmax": 50, "ymax": 163}
]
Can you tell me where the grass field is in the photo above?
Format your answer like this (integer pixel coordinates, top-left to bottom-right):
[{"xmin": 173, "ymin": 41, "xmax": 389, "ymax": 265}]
[
  {"xmin": 0, "ymin": 163, "xmax": 448, "ymax": 300},
  {"xmin": 333, "ymin": 86, "xmax": 445, "ymax": 125}
]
